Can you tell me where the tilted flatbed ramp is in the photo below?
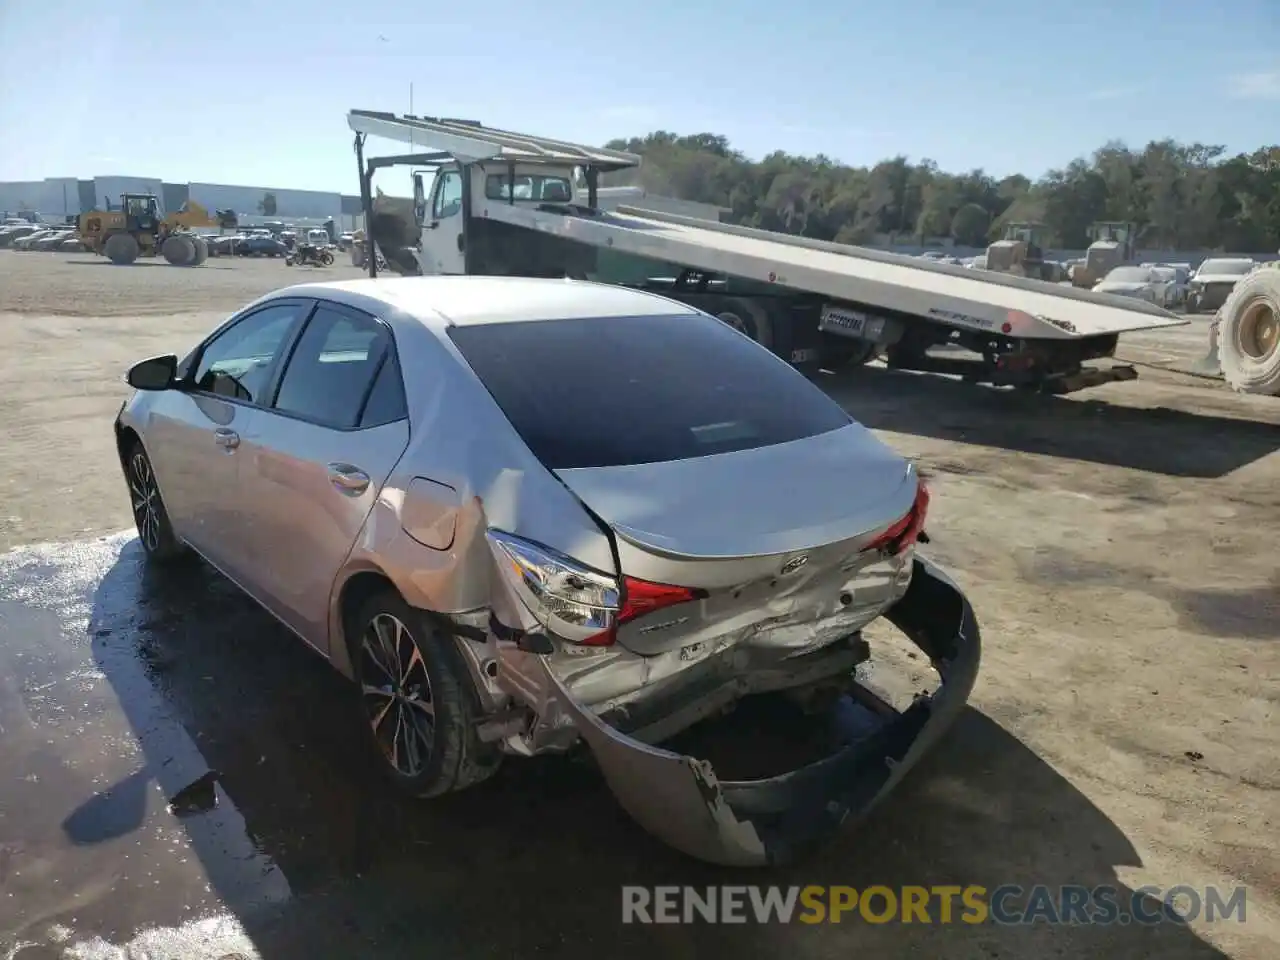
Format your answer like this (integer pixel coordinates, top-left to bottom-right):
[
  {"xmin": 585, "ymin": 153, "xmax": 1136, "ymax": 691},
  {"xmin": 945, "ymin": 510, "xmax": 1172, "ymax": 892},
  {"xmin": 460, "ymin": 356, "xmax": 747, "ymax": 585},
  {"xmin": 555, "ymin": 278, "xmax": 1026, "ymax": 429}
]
[
  {"xmin": 480, "ymin": 203, "xmax": 1187, "ymax": 341},
  {"xmin": 349, "ymin": 110, "xmax": 1188, "ymax": 342}
]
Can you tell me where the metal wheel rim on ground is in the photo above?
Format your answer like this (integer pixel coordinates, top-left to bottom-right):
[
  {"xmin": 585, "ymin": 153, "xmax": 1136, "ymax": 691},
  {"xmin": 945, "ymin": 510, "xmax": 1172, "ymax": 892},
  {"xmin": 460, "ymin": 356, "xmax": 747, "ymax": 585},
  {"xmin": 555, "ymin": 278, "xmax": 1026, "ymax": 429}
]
[
  {"xmin": 1238, "ymin": 301, "xmax": 1278, "ymax": 361},
  {"xmin": 360, "ymin": 613, "xmax": 435, "ymax": 776}
]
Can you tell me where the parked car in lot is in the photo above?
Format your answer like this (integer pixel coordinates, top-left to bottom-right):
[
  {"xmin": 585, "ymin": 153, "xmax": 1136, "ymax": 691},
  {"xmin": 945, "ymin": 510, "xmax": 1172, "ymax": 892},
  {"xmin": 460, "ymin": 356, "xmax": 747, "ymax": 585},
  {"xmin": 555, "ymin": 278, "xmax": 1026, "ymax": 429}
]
[
  {"xmin": 1152, "ymin": 264, "xmax": 1192, "ymax": 307},
  {"xmin": 236, "ymin": 234, "xmax": 288, "ymax": 257},
  {"xmin": 0, "ymin": 224, "xmax": 41, "ymax": 247},
  {"xmin": 203, "ymin": 236, "xmax": 240, "ymax": 257},
  {"xmin": 113, "ymin": 276, "xmax": 980, "ymax": 866},
  {"xmin": 12, "ymin": 229, "xmax": 61, "ymax": 250},
  {"xmin": 1188, "ymin": 258, "xmax": 1255, "ymax": 313},
  {"xmin": 1093, "ymin": 264, "xmax": 1184, "ymax": 308},
  {"xmin": 32, "ymin": 231, "xmax": 73, "ymax": 251}
]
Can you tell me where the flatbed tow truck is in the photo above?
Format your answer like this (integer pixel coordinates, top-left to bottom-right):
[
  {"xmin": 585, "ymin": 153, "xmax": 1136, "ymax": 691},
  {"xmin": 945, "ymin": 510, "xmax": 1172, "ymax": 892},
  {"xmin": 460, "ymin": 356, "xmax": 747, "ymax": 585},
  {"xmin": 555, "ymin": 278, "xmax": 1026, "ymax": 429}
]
[{"xmin": 350, "ymin": 109, "xmax": 1189, "ymax": 394}]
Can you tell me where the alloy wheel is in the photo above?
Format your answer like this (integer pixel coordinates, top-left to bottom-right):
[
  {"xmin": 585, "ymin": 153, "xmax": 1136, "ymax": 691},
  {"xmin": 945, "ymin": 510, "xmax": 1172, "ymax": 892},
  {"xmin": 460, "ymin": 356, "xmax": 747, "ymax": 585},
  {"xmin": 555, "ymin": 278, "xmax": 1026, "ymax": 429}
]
[
  {"xmin": 129, "ymin": 451, "xmax": 162, "ymax": 551},
  {"xmin": 360, "ymin": 613, "xmax": 435, "ymax": 776}
]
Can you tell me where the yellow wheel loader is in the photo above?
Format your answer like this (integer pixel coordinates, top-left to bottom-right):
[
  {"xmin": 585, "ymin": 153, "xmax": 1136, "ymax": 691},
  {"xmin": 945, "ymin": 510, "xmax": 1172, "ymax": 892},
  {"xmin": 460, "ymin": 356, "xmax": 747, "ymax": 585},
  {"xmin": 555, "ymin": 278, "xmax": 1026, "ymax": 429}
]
[
  {"xmin": 984, "ymin": 223, "xmax": 1066, "ymax": 283},
  {"xmin": 79, "ymin": 194, "xmax": 217, "ymax": 266},
  {"xmin": 1070, "ymin": 222, "xmax": 1136, "ymax": 289}
]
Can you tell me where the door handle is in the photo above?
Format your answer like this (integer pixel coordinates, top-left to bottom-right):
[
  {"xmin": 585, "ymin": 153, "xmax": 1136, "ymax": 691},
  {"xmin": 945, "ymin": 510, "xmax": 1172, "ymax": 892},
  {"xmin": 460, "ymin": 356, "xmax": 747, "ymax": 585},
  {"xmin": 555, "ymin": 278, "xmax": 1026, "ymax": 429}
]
[
  {"xmin": 214, "ymin": 428, "xmax": 240, "ymax": 450},
  {"xmin": 327, "ymin": 463, "xmax": 370, "ymax": 496}
]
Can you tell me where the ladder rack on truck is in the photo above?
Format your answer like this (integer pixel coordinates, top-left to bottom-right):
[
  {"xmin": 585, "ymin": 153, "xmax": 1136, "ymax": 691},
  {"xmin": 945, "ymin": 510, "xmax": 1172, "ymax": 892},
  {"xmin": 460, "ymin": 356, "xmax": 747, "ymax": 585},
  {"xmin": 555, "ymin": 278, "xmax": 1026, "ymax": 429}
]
[{"xmin": 350, "ymin": 109, "xmax": 1189, "ymax": 394}]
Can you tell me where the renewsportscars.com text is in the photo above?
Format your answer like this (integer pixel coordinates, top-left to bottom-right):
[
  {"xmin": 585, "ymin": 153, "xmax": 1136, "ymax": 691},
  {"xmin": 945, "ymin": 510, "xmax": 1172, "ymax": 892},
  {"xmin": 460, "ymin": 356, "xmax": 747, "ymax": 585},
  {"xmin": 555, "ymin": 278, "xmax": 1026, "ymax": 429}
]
[{"xmin": 621, "ymin": 884, "xmax": 1248, "ymax": 926}]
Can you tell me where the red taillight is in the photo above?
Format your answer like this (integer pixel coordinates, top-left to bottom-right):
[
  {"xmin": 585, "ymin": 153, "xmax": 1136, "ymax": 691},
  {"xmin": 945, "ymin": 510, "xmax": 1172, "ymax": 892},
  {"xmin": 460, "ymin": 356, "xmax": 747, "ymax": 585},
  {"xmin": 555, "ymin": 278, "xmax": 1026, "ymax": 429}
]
[
  {"xmin": 863, "ymin": 481, "xmax": 930, "ymax": 556},
  {"xmin": 581, "ymin": 576, "xmax": 704, "ymax": 647}
]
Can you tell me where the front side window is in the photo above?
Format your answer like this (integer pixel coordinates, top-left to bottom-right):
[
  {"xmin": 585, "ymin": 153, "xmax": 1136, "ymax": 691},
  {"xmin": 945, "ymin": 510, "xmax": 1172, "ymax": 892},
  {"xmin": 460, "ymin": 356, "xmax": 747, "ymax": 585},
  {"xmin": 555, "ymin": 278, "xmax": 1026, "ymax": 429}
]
[
  {"xmin": 273, "ymin": 303, "xmax": 393, "ymax": 429},
  {"xmin": 432, "ymin": 172, "xmax": 463, "ymax": 220},
  {"xmin": 191, "ymin": 302, "xmax": 308, "ymax": 403}
]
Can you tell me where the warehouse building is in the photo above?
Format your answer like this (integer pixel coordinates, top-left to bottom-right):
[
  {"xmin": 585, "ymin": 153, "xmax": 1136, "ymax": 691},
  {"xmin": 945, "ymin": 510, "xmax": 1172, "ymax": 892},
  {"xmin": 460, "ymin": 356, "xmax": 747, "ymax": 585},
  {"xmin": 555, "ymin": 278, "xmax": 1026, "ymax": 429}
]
[{"xmin": 0, "ymin": 176, "xmax": 360, "ymax": 227}]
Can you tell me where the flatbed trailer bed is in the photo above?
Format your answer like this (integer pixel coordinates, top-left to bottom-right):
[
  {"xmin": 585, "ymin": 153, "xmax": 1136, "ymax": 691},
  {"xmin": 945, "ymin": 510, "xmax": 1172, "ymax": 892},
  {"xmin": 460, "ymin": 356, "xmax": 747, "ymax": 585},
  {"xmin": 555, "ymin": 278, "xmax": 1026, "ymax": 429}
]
[
  {"xmin": 480, "ymin": 201, "xmax": 1183, "ymax": 340},
  {"xmin": 348, "ymin": 109, "xmax": 1188, "ymax": 392}
]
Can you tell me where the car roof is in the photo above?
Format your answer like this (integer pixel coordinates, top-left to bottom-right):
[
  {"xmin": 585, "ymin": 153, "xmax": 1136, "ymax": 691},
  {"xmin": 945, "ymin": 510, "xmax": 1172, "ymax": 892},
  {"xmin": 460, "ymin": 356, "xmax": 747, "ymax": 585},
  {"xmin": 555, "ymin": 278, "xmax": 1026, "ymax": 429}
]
[{"xmin": 276, "ymin": 275, "xmax": 700, "ymax": 328}]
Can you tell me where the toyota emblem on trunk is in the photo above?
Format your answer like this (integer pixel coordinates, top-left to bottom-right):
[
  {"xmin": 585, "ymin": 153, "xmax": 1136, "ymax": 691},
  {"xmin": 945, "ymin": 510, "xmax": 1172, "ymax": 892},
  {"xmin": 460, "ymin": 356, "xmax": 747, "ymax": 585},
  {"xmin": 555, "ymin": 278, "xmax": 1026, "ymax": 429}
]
[{"xmin": 779, "ymin": 555, "xmax": 809, "ymax": 575}]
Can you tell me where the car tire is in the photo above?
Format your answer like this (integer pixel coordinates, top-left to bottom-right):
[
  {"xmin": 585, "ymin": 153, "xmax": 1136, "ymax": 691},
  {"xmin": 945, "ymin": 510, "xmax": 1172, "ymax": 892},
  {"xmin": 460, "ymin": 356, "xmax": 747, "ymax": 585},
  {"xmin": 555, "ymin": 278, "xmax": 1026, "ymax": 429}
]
[
  {"xmin": 126, "ymin": 442, "xmax": 187, "ymax": 561},
  {"xmin": 350, "ymin": 590, "xmax": 502, "ymax": 798}
]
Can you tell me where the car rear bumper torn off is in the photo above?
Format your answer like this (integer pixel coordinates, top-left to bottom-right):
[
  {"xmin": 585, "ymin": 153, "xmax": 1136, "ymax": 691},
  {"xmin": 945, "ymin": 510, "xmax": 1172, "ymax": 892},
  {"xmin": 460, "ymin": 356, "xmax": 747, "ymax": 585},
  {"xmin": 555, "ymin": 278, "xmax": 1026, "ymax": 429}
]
[{"xmin": 546, "ymin": 554, "xmax": 981, "ymax": 866}]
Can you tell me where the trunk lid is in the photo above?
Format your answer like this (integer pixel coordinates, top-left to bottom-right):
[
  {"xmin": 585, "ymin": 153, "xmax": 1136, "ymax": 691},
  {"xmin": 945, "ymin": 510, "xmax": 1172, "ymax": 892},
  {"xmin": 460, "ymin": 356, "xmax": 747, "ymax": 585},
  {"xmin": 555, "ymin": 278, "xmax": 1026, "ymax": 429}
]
[{"xmin": 555, "ymin": 424, "xmax": 921, "ymax": 657}]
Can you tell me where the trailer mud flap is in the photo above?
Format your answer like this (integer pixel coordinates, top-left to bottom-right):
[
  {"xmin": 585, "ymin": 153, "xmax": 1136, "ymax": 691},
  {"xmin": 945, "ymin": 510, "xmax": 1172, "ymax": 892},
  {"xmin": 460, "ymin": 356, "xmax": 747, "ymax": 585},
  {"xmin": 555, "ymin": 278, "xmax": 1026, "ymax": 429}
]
[{"xmin": 544, "ymin": 555, "xmax": 981, "ymax": 866}]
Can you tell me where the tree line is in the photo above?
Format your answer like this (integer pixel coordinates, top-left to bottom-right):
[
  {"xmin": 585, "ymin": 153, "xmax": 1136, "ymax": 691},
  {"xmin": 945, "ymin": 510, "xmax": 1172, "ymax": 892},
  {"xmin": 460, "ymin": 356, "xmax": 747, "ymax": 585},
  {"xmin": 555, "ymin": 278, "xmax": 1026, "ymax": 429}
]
[{"xmin": 602, "ymin": 134, "xmax": 1280, "ymax": 252}]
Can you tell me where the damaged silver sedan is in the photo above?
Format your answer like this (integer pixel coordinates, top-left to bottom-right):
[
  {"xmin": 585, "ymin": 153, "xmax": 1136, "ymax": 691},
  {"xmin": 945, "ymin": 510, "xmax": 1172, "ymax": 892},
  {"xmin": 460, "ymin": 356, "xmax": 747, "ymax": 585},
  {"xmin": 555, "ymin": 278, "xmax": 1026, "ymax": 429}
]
[{"xmin": 114, "ymin": 275, "xmax": 980, "ymax": 865}]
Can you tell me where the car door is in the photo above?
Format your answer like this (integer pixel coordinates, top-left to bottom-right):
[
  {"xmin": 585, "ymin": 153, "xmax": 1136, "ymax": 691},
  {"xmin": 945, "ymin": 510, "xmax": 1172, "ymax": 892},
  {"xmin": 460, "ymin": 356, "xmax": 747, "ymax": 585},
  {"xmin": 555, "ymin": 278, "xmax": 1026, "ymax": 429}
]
[
  {"xmin": 236, "ymin": 300, "xmax": 411, "ymax": 651},
  {"xmin": 144, "ymin": 299, "xmax": 312, "ymax": 580},
  {"xmin": 421, "ymin": 168, "xmax": 466, "ymax": 275}
]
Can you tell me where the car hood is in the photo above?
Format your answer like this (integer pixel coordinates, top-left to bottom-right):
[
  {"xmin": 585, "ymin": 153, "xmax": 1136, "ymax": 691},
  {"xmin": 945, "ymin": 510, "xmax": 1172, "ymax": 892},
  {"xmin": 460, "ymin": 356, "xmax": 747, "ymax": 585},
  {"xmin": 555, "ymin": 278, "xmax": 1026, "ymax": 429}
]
[
  {"xmin": 1192, "ymin": 273, "xmax": 1247, "ymax": 285},
  {"xmin": 553, "ymin": 422, "xmax": 917, "ymax": 560}
]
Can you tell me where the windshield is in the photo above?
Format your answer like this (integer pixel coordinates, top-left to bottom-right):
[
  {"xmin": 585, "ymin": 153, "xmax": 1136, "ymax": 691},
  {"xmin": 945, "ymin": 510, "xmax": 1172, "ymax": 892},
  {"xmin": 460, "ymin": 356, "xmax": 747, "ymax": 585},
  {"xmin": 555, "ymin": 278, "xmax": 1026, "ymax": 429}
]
[
  {"xmin": 448, "ymin": 313, "xmax": 852, "ymax": 469},
  {"xmin": 484, "ymin": 174, "xmax": 574, "ymax": 203},
  {"xmin": 1197, "ymin": 259, "xmax": 1253, "ymax": 276},
  {"xmin": 1104, "ymin": 267, "xmax": 1152, "ymax": 284}
]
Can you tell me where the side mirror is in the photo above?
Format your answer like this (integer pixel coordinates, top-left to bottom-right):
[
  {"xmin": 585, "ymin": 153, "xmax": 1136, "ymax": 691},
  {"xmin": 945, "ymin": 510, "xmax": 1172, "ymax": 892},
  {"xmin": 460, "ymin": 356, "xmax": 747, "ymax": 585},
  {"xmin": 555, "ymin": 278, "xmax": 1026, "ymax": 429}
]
[
  {"xmin": 126, "ymin": 354, "xmax": 178, "ymax": 391},
  {"xmin": 413, "ymin": 174, "xmax": 427, "ymax": 224}
]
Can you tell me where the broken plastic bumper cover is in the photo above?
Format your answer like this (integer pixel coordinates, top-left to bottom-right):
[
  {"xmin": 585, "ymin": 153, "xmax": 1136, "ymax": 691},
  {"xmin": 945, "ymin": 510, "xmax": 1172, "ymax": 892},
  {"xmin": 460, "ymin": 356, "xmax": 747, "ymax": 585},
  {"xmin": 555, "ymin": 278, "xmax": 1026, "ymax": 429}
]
[{"xmin": 543, "ymin": 555, "xmax": 981, "ymax": 866}]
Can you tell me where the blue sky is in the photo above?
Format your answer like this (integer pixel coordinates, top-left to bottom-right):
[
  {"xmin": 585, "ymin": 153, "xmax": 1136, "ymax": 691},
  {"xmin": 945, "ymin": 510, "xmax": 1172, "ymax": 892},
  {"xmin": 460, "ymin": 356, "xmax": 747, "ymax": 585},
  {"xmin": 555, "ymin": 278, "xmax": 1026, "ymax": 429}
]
[{"xmin": 1, "ymin": 0, "xmax": 1277, "ymax": 192}]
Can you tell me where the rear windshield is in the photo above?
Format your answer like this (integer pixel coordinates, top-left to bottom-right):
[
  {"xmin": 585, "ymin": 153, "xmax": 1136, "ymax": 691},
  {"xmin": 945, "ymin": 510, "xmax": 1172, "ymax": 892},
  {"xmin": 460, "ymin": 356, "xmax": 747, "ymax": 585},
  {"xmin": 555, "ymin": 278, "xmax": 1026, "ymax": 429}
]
[{"xmin": 448, "ymin": 314, "xmax": 852, "ymax": 469}]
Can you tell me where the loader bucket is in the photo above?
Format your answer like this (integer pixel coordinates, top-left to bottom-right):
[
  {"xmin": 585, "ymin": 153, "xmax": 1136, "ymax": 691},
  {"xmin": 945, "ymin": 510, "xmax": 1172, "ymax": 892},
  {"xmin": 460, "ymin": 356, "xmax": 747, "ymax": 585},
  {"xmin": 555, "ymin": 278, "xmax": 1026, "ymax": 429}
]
[
  {"xmin": 1191, "ymin": 315, "xmax": 1224, "ymax": 377},
  {"xmin": 368, "ymin": 192, "xmax": 423, "ymax": 276}
]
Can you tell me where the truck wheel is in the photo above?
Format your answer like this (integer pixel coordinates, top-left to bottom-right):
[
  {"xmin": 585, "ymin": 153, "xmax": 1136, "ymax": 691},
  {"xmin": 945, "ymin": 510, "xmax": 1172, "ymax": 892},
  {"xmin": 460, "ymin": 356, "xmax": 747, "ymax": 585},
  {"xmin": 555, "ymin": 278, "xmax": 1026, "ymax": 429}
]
[
  {"xmin": 103, "ymin": 232, "xmax": 140, "ymax": 265},
  {"xmin": 161, "ymin": 235, "xmax": 195, "ymax": 266},
  {"xmin": 714, "ymin": 298, "xmax": 774, "ymax": 350},
  {"xmin": 190, "ymin": 237, "xmax": 209, "ymax": 266},
  {"xmin": 821, "ymin": 339, "xmax": 879, "ymax": 369},
  {"xmin": 1217, "ymin": 265, "xmax": 1280, "ymax": 396}
]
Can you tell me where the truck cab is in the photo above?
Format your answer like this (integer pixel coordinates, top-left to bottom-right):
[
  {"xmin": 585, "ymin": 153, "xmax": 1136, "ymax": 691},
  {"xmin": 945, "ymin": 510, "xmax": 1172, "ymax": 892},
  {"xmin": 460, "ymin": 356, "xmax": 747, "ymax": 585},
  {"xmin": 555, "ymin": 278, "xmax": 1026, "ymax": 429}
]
[{"xmin": 411, "ymin": 160, "xmax": 578, "ymax": 275}]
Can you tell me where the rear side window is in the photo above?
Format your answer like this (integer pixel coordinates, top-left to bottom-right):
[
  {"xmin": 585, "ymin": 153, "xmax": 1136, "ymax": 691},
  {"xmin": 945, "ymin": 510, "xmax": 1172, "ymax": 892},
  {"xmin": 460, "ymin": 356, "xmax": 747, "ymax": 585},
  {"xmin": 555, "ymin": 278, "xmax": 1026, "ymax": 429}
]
[
  {"xmin": 448, "ymin": 313, "xmax": 851, "ymax": 469},
  {"xmin": 273, "ymin": 304, "xmax": 391, "ymax": 429}
]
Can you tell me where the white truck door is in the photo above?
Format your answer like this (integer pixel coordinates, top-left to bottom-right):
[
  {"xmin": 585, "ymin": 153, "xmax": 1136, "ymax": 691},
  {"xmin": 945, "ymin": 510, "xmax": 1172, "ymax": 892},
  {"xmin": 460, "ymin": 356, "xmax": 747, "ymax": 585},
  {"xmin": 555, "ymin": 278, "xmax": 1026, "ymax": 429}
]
[{"xmin": 421, "ymin": 169, "xmax": 466, "ymax": 275}]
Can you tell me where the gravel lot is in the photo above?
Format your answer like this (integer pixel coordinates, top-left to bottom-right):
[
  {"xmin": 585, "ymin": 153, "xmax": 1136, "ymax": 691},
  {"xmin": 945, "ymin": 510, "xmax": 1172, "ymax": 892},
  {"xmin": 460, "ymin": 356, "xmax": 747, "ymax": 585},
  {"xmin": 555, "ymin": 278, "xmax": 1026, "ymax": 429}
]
[
  {"xmin": 1, "ymin": 249, "xmax": 1277, "ymax": 959},
  {"xmin": 0, "ymin": 248, "xmax": 368, "ymax": 317}
]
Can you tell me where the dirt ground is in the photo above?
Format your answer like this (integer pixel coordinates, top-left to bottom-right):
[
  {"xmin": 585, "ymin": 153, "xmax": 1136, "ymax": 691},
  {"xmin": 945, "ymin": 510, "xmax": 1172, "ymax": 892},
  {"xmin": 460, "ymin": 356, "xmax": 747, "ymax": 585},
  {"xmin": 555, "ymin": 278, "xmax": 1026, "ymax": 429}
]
[{"xmin": 0, "ymin": 249, "xmax": 1277, "ymax": 959}]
